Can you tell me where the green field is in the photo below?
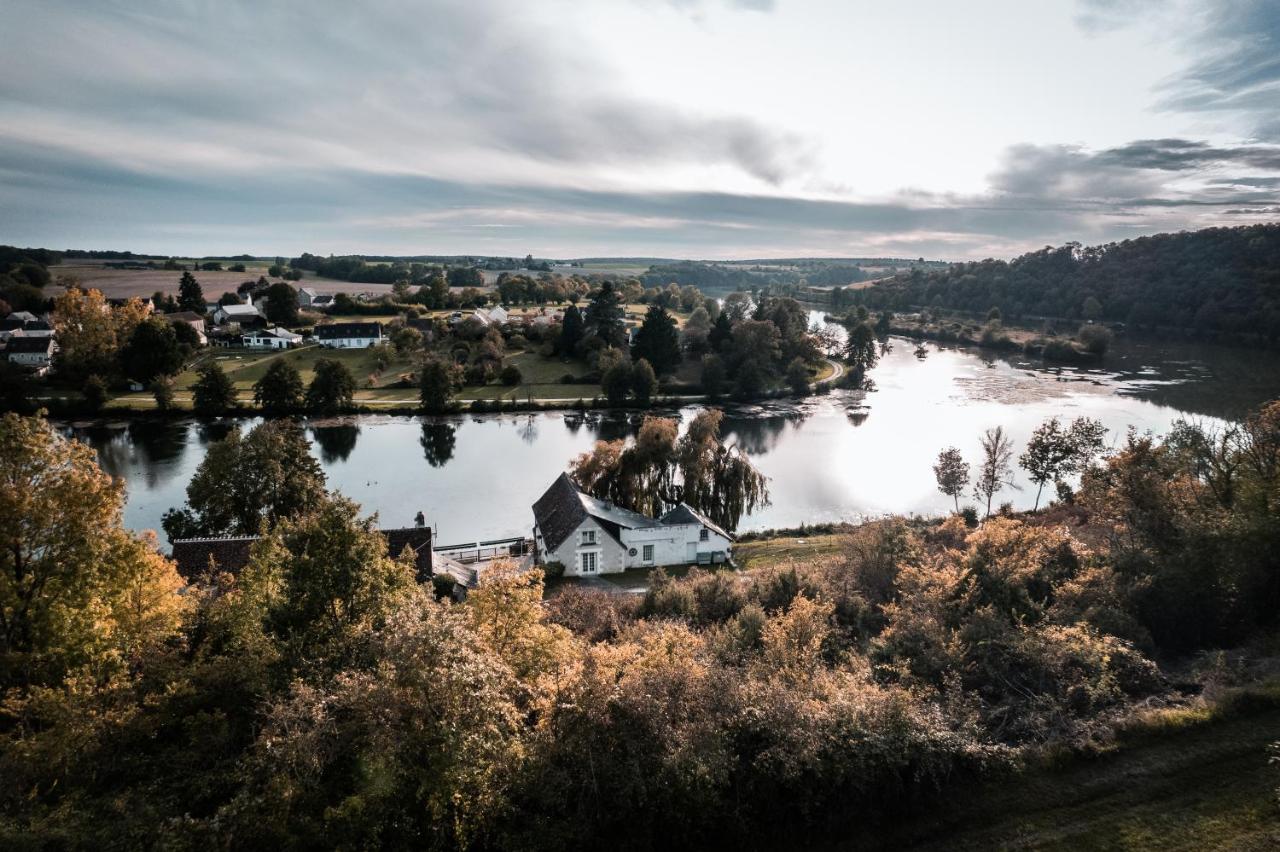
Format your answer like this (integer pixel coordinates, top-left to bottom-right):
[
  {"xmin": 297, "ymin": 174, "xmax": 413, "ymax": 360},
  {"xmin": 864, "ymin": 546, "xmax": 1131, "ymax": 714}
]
[{"xmin": 884, "ymin": 703, "xmax": 1280, "ymax": 851}]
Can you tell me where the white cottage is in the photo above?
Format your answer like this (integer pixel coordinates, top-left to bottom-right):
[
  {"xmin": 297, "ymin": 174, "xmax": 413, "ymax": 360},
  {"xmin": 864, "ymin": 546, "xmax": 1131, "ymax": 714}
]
[
  {"xmin": 213, "ymin": 302, "xmax": 261, "ymax": 326},
  {"xmin": 531, "ymin": 473, "xmax": 733, "ymax": 576},
  {"xmin": 314, "ymin": 321, "xmax": 384, "ymax": 348},
  {"xmin": 242, "ymin": 326, "xmax": 302, "ymax": 349}
]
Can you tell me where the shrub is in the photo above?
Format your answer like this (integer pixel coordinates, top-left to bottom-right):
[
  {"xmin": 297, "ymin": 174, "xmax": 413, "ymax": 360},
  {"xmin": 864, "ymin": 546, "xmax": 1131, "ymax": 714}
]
[{"xmin": 500, "ymin": 364, "xmax": 522, "ymax": 386}]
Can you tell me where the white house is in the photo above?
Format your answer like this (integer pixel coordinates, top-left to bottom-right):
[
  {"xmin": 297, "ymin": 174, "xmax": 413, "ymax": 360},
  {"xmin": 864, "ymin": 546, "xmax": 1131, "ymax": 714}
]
[
  {"xmin": 314, "ymin": 321, "xmax": 384, "ymax": 348},
  {"xmin": 214, "ymin": 302, "xmax": 261, "ymax": 325},
  {"xmin": 531, "ymin": 473, "xmax": 733, "ymax": 576},
  {"xmin": 5, "ymin": 335, "xmax": 56, "ymax": 373},
  {"xmin": 487, "ymin": 305, "xmax": 509, "ymax": 324},
  {"xmin": 298, "ymin": 287, "xmax": 320, "ymax": 308},
  {"xmin": 242, "ymin": 326, "xmax": 302, "ymax": 349}
]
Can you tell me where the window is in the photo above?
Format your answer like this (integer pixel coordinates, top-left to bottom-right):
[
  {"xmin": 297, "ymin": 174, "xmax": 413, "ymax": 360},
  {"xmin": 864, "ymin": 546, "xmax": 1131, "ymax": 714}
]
[
  {"xmin": 699, "ymin": 528, "xmax": 709, "ymax": 542},
  {"xmin": 580, "ymin": 551, "xmax": 597, "ymax": 573},
  {"xmin": 581, "ymin": 529, "xmax": 596, "ymax": 545},
  {"xmin": 642, "ymin": 544, "xmax": 654, "ymax": 562}
]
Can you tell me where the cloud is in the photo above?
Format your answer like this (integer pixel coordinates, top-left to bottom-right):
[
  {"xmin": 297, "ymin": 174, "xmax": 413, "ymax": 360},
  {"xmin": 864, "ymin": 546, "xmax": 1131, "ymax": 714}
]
[
  {"xmin": 0, "ymin": 0, "xmax": 809, "ymax": 188},
  {"xmin": 1073, "ymin": 0, "xmax": 1166, "ymax": 33}
]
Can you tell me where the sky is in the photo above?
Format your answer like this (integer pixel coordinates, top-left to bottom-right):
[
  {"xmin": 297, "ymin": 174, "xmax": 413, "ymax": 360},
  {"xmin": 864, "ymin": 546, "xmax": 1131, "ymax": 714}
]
[{"xmin": 1, "ymin": 0, "xmax": 1278, "ymax": 260}]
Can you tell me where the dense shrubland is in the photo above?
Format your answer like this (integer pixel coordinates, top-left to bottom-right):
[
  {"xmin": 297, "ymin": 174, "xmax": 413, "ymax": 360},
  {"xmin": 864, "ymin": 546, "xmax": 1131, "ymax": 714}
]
[{"xmin": 2, "ymin": 400, "xmax": 1280, "ymax": 849}]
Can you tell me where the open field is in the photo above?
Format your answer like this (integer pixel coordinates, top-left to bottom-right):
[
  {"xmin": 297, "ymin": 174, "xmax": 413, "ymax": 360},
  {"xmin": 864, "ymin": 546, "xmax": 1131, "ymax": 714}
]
[
  {"xmin": 883, "ymin": 701, "xmax": 1280, "ymax": 851},
  {"xmin": 51, "ymin": 262, "xmax": 387, "ymax": 299}
]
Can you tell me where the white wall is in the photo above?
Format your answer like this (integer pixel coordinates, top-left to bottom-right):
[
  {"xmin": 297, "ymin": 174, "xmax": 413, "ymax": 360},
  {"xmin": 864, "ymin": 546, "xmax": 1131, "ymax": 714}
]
[
  {"xmin": 542, "ymin": 516, "xmax": 627, "ymax": 575},
  {"xmin": 320, "ymin": 337, "xmax": 380, "ymax": 348}
]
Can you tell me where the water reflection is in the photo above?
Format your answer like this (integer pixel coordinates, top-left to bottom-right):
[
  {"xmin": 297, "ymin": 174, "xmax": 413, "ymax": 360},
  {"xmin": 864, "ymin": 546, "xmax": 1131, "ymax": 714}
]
[
  {"xmin": 419, "ymin": 421, "xmax": 457, "ymax": 467},
  {"xmin": 311, "ymin": 423, "xmax": 361, "ymax": 463},
  {"xmin": 58, "ymin": 325, "xmax": 1280, "ymax": 547}
]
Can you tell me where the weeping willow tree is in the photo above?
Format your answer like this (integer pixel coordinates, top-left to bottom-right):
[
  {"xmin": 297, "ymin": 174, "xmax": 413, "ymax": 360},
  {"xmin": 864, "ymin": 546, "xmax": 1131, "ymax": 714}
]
[{"xmin": 570, "ymin": 410, "xmax": 769, "ymax": 532}]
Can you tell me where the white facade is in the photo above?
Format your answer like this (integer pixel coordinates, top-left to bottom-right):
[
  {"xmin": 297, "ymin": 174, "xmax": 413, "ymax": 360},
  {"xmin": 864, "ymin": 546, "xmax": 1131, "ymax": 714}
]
[
  {"xmin": 242, "ymin": 327, "xmax": 302, "ymax": 349},
  {"xmin": 531, "ymin": 474, "xmax": 733, "ymax": 577},
  {"xmin": 317, "ymin": 334, "xmax": 382, "ymax": 348}
]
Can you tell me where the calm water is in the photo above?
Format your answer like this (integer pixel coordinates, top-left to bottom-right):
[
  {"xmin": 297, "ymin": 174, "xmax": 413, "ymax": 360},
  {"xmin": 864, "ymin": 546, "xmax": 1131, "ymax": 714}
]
[{"xmin": 63, "ymin": 327, "xmax": 1280, "ymax": 549}]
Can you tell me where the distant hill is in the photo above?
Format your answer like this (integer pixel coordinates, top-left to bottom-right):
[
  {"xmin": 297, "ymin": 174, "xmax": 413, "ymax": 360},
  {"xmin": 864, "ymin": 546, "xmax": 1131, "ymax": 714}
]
[{"xmin": 855, "ymin": 224, "xmax": 1280, "ymax": 343}]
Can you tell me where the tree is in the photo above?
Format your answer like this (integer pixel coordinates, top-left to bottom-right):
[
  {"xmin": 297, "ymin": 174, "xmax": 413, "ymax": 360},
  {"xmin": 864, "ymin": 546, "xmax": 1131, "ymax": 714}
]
[
  {"xmin": 120, "ymin": 317, "xmax": 184, "ymax": 384},
  {"xmin": 571, "ymin": 409, "xmax": 769, "ymax": 532},
  {"xmin": 708, "ymin": 311, "xmax": 733, "ymax": 352},
  {"xmin": 254, "ymin": 359, "xmax": 304, "ymax": 413},
  {"xmin": 52, "ymin": 287, "xmax": 148, "ymax": 383},
  {"xmin": 1078, "ymin": 323, "xmax": 1112, "ymax": 355},
  {"xmin": 933, "ymin": 447, "xmax": 970, "ymax": 512},
  {"xmin": 177, "ymin": 270, "xmax": 205, "ymax": 313},
  {"xmin": 559, "ymin": 303, "xmax": 585, "ymax": 355},
  {"xmin": 974, "ymin": 426, "xmax": 1015, "ymax": 517},
  {"xmin": 306, "ymin": 358, "xmax": 356, "ymax": 414},
  {"xmin": 631, "ymin": 305, "xmax": 682, "ymax": 376},
  {"xmin": 701, "ymin": 354, "xmax": 727, "ymax": 398},
  {"xmin": 501, "ymin": 364, "xmax": 523, "ymax": 386},
  {"xmin": 82, "ymin": 375, "xmax": 108, "ymax": 411},
  {"xmin": 845, "ymin": 322, "xmax": 878, "ymax": 376},
  {"xmin": 1019, "ymin": 417, "xmax": 1107, "ymax": 511},
  {"xmin": 585, "ymin": 281, "xmax": 626, "ymax": 347},
  {"xmin": 601, "ymin": 360, "xmax": 633, "ymax": 406},
  {"xmin": 786, "ymin": 358, "xmax": 810, "ymax": 396},
  {"xmin": 631, "ymin": 358, "xmax": 658, "ymax": 406},
  {"xmin": 390, "ymin": 325, "xmax": 423, "ymax": 355},
  {"xmin": 419, "ymin": 356, "xmax": 462, "ymax": 412},
  {"xmin": 192, "ymin": 362, "xmax": 235, "ymax": 415},
  {"xmin": 683, "ymin": 306, "xmax": 712, "ymax": 353},
  {"xmin": 161, "ymin": 419, "xmax": 327, "ymax": 540},
  {"xmin": 151, "ymin": 376, "xmax": 175, "ymax": 411},
  {"xmin": 0, "ymin": 413, "xmax": 187, "ymax": 684},
  {"xmin": 262, "ymin": 281, "xmax": 300, "ymax": 325}
]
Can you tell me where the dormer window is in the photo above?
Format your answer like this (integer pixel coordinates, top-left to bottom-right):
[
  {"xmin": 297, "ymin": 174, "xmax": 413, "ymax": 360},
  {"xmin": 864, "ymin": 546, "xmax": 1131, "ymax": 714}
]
[{"xmin": 581, "ymin": 529, "xmax": 597, "ymax": 545}]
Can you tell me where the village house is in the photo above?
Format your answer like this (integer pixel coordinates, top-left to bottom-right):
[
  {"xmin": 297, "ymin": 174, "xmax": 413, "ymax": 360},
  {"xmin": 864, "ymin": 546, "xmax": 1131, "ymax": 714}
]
[
  {"xmin": 0, "ymin": 313, "xmax": 52, "ymax": 341},
  {"xmin": 531, "ymin": 473, "xmax": 733, "ymax": 576},
  {"xmin": 297, "ymin": 286, "xmax": 320, "ymax": 308},
  {"xmin": 213, "ymin": 301, "xmax": 262, "ymax": 326},
  {"xmin": 169, "ymin": 524, "xmax": 434, "ymax": 582},
  {"xmin": 5, "ymin": 334, "xmax": 57, "ymax": 373},
  {"xmin": 164, "ymin": 311, "xmax": 208, "ymax": 345},
  {"xmin": 314, "ymin": 321, "xmax": 384, "ymax": 348},
  {"xmin": 242, "ymin": 326, "xmax": 303, "ymax": 349}
]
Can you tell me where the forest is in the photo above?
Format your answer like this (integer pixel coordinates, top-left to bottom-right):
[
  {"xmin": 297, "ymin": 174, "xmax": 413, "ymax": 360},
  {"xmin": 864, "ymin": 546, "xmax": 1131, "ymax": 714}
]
[
  {"xmin": 2, "ymin": 397, "xmax": 1279, "ymax": 849},
  {"xmin": 854, "ymin": 224, "xmax": 1280, "ymax": 343}
]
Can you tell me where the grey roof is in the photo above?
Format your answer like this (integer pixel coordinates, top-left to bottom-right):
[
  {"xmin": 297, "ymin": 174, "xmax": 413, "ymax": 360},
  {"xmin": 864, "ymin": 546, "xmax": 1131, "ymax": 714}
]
[
  {"xmin": 659, "ymin": 503, "xmax": 733, "ymax": 541},
  {"xmin": 171, "ymin": 527, "xmax": 433, "ymax": 582},
  {"xmin": 316, "ymin": 322, "xmax": 383, "ymax": 339},
  {"xmin": 6, "ymin": 335, "xmax": 54, "ymax": 354},
  {"xmin": 533, "ymin": 473, "xmax": 662, "ymax": 551}
]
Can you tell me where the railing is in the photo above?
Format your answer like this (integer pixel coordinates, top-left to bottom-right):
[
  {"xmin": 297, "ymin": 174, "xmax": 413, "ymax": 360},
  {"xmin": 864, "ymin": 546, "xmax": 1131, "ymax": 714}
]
[{"xmin": 433, "ymin": 537, "xmax": 532, "ymax": 565}]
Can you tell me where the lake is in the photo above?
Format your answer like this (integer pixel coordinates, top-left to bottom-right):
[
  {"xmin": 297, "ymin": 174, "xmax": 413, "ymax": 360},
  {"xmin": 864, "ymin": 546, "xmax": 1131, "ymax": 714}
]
[{"xmin": 63, "ymin": 330, "xmax": 1280, "ymax": 549}]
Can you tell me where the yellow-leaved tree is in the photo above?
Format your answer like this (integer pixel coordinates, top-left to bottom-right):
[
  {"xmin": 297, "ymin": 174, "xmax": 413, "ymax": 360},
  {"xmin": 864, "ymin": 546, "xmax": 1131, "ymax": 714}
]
[{"xmin": 0, "ymin": 412, "xmax": 189, "ymax": 687}]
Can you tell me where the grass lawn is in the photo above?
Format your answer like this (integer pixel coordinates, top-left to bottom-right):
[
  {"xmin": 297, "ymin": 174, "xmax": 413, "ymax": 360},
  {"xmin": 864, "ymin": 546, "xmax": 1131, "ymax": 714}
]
[
  {"xmin": 732, "ymin": 533, "xmax": 847, "ymax": 570},
  {"xmin": 878, "ymin": 703, "xmax": 1280, "ymax": 851}
]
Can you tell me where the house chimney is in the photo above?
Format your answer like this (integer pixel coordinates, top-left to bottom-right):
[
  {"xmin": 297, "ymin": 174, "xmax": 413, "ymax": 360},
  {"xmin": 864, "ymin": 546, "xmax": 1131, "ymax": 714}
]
[{"xmin": 414, "ymin": 511, "xmax": 425, "ymax": 528}]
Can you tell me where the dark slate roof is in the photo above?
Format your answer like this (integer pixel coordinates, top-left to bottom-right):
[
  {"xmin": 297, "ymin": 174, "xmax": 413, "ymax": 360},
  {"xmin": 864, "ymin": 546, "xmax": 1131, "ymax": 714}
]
[
  {"xmin": 383, "ymin": 527, "xmax": 434, "ymax": 581},
  {"xmin": 5, "ymin": 335, "xmax": 54, "ymax": 354},
  {"xmin": 659, "ymin": 503, "xmax": 734, "ymax": 541},
  {"xmin": 0, "ymin": 318, "xmax": 26, "ymax": 332},
  {"xmin": 169, "ymin": 536, "xmax": 257, "ymax": 580},
  {"xmin": 171, "ymin": 527, "xmax": 433, "ymax": 582},
  {"xmin": 532, "ymin": 473, "xmax": 588, "ymax": 551},
  {"xmin": 533, "ymin": 473, "xmax": 662, "ymax": 550},
  {"xmin": 316, "ymin": 322, "xmax": 383, "ymax": 339}
]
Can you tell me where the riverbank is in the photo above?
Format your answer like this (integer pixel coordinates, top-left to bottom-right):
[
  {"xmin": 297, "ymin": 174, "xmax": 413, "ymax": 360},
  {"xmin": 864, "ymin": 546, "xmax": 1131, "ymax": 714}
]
[{"xmin": 37, "ymin": 354, "xmax": 844, "ymax": 419}]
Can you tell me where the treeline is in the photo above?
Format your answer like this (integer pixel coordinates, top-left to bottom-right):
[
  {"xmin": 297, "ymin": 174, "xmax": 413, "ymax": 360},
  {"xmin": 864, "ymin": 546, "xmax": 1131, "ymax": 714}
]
[
  {"xmin": 3, "ymin": 400, "xmax": 1279, "ymax": 849},
  {"xmin": 856, "ymin": 224, "xmax": 1280, "ymax": 343},
  {"xmin": 639, "ymin": 260, "xmax": 871, "ymax": 293},
  {"xmin": 0, "ymin": 245, "xmax": 57, "ymax": 313}
]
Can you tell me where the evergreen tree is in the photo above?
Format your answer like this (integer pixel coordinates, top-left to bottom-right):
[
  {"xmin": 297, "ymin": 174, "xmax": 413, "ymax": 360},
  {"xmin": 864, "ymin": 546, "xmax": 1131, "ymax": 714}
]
[
  {"xmin": 177, "ymin": 270, "xmax": 205, "ymax": 313},
  {"xmin": 559, "ymin": 303, "xmax": 585, "ymax": 355},
  {"xmin": 263, "ymin": 281, "xmax": 300, "ymax": 325},
  {"xmin": 585, "ymin": 281, "xmax": 625, "ymax": 347},
  {"xmin": 631, "ymin": 305, "xmax": 682, "ymax": 376},
  {"xmin": 120, "ymin": 317, "xmax": 184, "ymax": 384},
  {"xmin": 709, "ymin": 311, "xmax": 733, "ymax": 352}
]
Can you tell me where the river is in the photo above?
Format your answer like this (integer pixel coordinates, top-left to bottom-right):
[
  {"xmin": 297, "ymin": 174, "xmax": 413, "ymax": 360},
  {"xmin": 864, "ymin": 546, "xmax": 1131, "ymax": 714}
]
[{"xmin": 62, "ymin": 328, "xmax": 1280, "ymax": 548}]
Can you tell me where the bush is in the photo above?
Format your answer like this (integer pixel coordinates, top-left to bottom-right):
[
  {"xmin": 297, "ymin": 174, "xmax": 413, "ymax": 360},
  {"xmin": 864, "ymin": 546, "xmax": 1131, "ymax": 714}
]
[
  {"xmin": 500, "ymin": 364, "xmax": 522, "ymax": 386},
  {"xmin": 83, "ymin": 374, "xmax": 108, "ymax": 411},
  {"xmin": 1078, "ymin": 323, "xmax": 1112, "ymax": 355}
]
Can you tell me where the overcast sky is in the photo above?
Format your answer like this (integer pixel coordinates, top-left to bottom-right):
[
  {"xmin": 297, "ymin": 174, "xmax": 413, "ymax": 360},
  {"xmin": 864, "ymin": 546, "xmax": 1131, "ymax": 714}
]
[{"xmin": 1, "ymin": 0, "xmax": 1278, "ymax": 260}]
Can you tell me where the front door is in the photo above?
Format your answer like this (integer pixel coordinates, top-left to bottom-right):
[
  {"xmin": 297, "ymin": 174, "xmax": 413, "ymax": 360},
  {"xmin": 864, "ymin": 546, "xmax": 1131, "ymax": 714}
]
[{"xmin": 686, "ymin": 541, "xmax": 697, "ymax": 563}]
